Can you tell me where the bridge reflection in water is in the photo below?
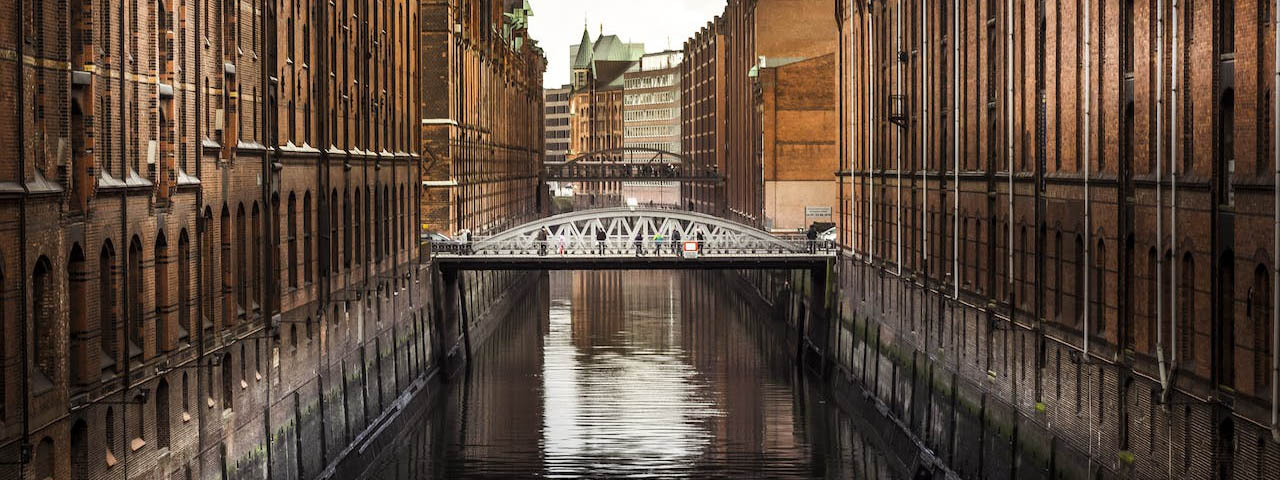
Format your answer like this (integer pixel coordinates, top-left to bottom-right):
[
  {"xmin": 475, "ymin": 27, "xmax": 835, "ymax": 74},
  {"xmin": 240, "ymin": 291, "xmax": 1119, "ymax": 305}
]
[{"xmin": 361, "ymin": 271, "xmax": 900, "ymax": 479}]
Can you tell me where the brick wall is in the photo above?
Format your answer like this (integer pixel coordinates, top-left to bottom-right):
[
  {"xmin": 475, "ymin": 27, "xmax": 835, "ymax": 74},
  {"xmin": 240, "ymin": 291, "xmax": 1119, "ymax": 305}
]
[
  {"xmin": 0, "ymin": 1, "xmax": 431, "ymax": 479},
  {"xmin": 837, "ymin": 0, "xmax": 1280, "ymax": 477}
]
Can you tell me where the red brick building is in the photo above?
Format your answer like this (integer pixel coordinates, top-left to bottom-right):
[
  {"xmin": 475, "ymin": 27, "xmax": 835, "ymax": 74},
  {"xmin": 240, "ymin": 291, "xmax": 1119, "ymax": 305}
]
[
  {"xmin": 420, "ymin": 0, "xmax": 546, "ymax": 235},
  {"xmin": 838, "ymin": 0, "xmax": 1280, "ymax": 477},
  {"xmin": 0, "ymin": 0, "xmax": 430, "ymax": 478}
]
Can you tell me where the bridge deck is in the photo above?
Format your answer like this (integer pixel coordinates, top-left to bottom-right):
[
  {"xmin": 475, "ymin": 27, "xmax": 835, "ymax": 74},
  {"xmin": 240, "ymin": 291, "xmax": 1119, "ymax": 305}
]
[{"xmin": 433, "ymin": 252, "xmax": 833, "ymax": 271}]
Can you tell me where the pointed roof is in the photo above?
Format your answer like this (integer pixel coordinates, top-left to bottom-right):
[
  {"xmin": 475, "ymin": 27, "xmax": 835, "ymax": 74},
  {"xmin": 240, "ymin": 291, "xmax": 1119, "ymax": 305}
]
[{"xmin": 572, "ymin": 26, "xmax": 594, "ymax": 69}]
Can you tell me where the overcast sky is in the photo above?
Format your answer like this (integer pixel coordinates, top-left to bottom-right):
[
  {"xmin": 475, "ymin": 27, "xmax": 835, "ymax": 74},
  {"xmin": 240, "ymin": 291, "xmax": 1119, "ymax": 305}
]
[{"xmin": 528, "ymin": 0, "xmax": 728, "ymax": 88}]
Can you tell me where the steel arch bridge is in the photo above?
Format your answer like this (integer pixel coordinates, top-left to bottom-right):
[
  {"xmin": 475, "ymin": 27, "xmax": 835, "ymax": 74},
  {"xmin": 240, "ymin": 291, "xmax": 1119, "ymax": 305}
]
[
  {"xmin": 544, "ymin": 147, "xmax": 720, "ymax": 182},
  {"xmin": 431, "ymin": 207, "xmax": 834, "ymax": 271}
]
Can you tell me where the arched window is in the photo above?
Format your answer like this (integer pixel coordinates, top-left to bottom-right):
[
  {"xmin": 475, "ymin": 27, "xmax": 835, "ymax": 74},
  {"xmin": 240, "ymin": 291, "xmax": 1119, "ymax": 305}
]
[
  {"xmin": 1181, "ymin": 252, "xmax": 1196, "ymax": 363},
  {"xmin": 344, "ymin": 189, "xmax": 352, "ymax": 269},
  {"xmin": 221, "ymin": 352, "xmax": 233, "ymax": 410},
  {"xmin": 155, "ymin": 231, "xmax": 171, "ymax": 353},
  {"xmin": 288, "ymin": 193, "xmax": 298, "ymax": 288},
  {"xmin": 128, "ymin": 236, "xmax": 144, "ymax": 360},
  {"xmin": 178, "ymin": 229, "xmax": 191, "ymax": 343},
  {"xmin": 383, "ymin": 185, "xmax": 391, "ymax": 260},
  {"xmin": 1217, "ymin": 418, "xmax": 1236, "ymax": 478},
  {"xmin": 1055, "ymin": 230, "xmax": 1063, "ymax": 321},
  {"xmin": 1019, "ymin": 225, "xmax": 1028, "ymax": 307},
  {"xmin": 72, "ymin": 420, "xmax": 88, "ymax": 479},
  {"xmin": 1219, "ymin": 251, "xmax": 1236, "ymax": 388},
  {"xmin": 330, "ymin": 190, "xmax": 339, "ymax": 273},
  {"xmin": 1074, "ymin": 234, "xmax": 1085, "ymax": 326},
  {"xmin": 1124, "ymin": 234, "xmax": 1135, "ymax": 349},
  {"xmin": 1252, "ymin": 264, "xmax": 1272, "ymax": 399},
  {"xmin": 290, "ymin": 324, "xmax": 298, "ymax": 353},
  {"xmin": 303, "ymin": 191, "xmax": 313, "ymax": 284},
  {"xmin": 399, "ymin": 185, "xmax": 407, "ymax": 254},
  {"xmin": 99, "ymin": 241, "xmax": 118, "ymax": 373},
  {"xmin": 354, "ymin": 189, "xmax": 362, "ymax": 267},
  {"xmin": 129, "ymin": 391, "xmax": 145, "ymax": 445},
  {"xmin": 250, "ymin": 202, "xmax": 261, "ymax": 314},
  {"xmin": 1096, "ymin": 239, "xmax": 1107, "ymax": 336},
  {"xmin": 105, "ymin": 406, "xmax": 117, "ymax": 459},
  {"xmin": 33, "ymin": 437, "xmax": 53, "ymax": 480},
  {"xmin": 156, "ymin": 379, "xmax": 171, "ymax": 448},
  {"xmin": 203, "ymin": 207, "xmax": 215, "ymax": 332},
  {"xmin": 32, "ymin": 256, "xmax": 55, "ymax": 390},
  {"xmin": 69, "ymin": 244, "xmax": 88, "ymax": 386},
  {"xmin": 235, "ymin": 203, "xmax": 247, "ymax": 318}
]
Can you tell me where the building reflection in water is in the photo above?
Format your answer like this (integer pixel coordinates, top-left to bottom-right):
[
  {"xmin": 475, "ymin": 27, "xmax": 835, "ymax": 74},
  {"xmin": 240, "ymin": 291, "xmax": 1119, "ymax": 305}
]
[{"xmin": 362, "ymin": 270, "xmax": 900, "ymax": 479}]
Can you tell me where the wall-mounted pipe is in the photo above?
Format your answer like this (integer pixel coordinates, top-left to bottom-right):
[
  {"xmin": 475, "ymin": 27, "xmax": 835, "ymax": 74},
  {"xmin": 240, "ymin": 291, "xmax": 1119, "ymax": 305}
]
[
  {"xmin": 1006, "ymin": 0, "xmax": 1014, "ymax": 305},
  {"xmin": 921, "ymin": 0, "xmax": 929, "ymax": 284},
  {"xmin": 1272, "ymin": 0, "xmax": 1280, "ymax": 443},
  {"xmin": 895, "ymin": 0, "xmax": 903, "ymax": 276},
  {"xmin": 952, "ymin": 0, "xmax": 960, "ymax": 299},
  {"xmin": 1170, "ymin": 0, "xmax": 1180, "ymax": 374},
  {"xmin": 1083, "ymin": 0, "xmax": 1092, "ymax": 359},
  {"xmin": 1156, "ymin": 0, "xmax": 1168, "ymax": 392}
]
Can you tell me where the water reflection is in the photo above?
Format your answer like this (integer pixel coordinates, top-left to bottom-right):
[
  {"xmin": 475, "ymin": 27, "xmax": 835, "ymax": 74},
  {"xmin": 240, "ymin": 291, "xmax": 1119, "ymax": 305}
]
[{"xmin": 363, "ymin": 271, "xmax": 900, "ymax": 479}]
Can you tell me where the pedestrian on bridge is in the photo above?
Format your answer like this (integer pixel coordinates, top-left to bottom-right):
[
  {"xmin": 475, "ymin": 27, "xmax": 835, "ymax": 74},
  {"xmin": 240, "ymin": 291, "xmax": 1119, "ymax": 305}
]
[
  {"xmin": 634, "ymin": 233, "xmax": 644, "ymax": 257},
  {"xmin": 653, "ymin": 232, "xmax": 666, "ymax": 256},
  {"xmin": 596, "ymin": 230, "xmax": 607, "ymax": 255},
  {"xmin": 538, "ymin": 228, "xmax": 548, "ymax": 256},
  {"xmin": 671, "ymin": 231, "xmax": 682, "ymax": 256},
  {"xmin": 696, "ymin": 232, "xmax": 705, "ymax": 254},
  {"xmin": 806, "ymin": 225, "xmax": 818, "ymax": 254}
]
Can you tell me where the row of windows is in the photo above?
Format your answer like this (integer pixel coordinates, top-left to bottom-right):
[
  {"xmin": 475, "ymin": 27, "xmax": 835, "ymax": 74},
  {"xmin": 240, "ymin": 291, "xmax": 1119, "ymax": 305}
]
[
  {"xmin": 624, "ymin": 125, "xmax": 679, "ymax": 138},
  {"xmin": 544, "ymin": 105, "xmax": 569, "ymax": 115},
  {"xmin": 625, "ymin": 108, "xmax": 677, "ymax": 122},
  {"xmin": 624, "ymin": 74, "xmax": 676, "ymax": 90},
  {"xmin": 624, "ymin": 92, "xmax": 677, "ymax": 106}
]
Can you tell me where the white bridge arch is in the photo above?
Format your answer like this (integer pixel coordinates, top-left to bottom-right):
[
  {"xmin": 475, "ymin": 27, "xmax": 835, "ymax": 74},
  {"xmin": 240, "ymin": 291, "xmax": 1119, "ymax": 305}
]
[{"xmin": 469, "ymin": 207, "xmax": 812, "ymax": 255}]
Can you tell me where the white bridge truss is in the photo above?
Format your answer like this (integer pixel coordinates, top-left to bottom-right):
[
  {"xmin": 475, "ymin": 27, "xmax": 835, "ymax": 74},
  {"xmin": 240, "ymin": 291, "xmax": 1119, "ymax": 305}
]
[{"xmin": 453, "ymin": 207, "xmax": 828, "ymax": 257}]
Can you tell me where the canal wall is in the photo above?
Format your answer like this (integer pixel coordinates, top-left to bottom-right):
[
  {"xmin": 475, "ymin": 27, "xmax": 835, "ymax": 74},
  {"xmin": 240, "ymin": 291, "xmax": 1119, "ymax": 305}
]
[
  {"xmin": 800, "ymin": 256, "xmax": 1280, "ymax": 480},
  {"xmin": 317, "ymin": 268, "xmax": 542, "ymax": 479}
]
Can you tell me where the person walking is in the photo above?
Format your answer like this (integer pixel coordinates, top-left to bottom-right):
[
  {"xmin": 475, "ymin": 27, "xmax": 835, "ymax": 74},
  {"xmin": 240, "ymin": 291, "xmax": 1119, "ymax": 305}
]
[
  {"xmin": 806, "ymin": 225, "xmax": 818, "ymax": 254},
  {"xmin": 596, "ymin": 230, "xmax": 607, "ymax": 255},
  {"xmin": 696, "ymin": 232, "xmax": 705, "ymax": 254},
  {"xmin": 653, "ymin": 232, "xmax": 665, "ymax": 256},
  {"xmin": 537, "ymin": 228, "xmax": 548, "ymax": 256},
  {"xmin": 671, "ymin": 230, "xmax": 682, "ymax": 256},
  {"xmin": 633, "ymin": 232, "xmax": 644, "ymax": 257}
]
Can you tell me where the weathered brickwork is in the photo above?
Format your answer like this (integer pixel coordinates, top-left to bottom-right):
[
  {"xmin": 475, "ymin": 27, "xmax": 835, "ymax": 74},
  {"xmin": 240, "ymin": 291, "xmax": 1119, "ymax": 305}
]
[
  {"xmin": 0, "ymin": 1, "xmax": 432, "ymax": 479},
  {"xmin": 838, "ymin": 0, "xmax": 1280, "ymax": 477},
  {"xmin": 419, "ymin": 0, "xmax": 545, "ymax": 235}
]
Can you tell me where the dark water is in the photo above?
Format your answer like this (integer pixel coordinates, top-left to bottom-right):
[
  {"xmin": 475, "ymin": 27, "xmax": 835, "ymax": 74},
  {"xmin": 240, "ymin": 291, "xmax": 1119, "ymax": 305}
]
[{"xmin": 363, "ymin": 271, "xmax": 901, "ymax": 479}]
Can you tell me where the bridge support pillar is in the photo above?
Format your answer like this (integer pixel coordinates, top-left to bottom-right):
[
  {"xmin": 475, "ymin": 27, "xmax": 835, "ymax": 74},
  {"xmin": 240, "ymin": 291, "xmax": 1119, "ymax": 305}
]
[
  {"xmin": 804, "ymin": 263, "xmax": 833, "ymax": 374},
  {"xmin": 435, "ymin": 267, "xmax": 467, "ymax": 379}
]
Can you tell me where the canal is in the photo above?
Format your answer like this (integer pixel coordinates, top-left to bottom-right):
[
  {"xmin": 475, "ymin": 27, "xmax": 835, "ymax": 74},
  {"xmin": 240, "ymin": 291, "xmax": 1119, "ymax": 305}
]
[{"xmin": 360, "ymin": 270, "xmax": 902, "ymax": 479}]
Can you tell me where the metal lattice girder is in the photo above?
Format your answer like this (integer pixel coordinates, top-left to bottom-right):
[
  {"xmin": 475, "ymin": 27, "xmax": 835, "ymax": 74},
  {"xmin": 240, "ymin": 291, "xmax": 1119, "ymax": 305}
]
[{"xmin": 472, "ymin": 207, "xmax": 805, "ymax": 254}]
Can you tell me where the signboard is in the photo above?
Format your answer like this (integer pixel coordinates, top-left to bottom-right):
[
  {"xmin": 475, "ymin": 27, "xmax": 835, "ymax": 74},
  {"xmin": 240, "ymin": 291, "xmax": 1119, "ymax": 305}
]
[
  {"xmin": 805, "ymin": 206, "xmax": 833, "ymax": 217},
  {"xmin": 682, "ymin": 241, "xmax": 700, "ymax": 259}
]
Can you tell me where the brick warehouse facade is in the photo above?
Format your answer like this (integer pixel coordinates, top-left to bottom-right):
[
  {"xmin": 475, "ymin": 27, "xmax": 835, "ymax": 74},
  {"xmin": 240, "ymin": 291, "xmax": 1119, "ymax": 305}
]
[
  {"xmin": 836, "ymin": 0, "xmax": 1280, "ymax": 478},
  {"xmin": 420, "ymin": 0, "xmax": 545, "ymax": 236},
  {"xmin": 0, "ymin": 0, "xmax": 451, "ymax": 479}
]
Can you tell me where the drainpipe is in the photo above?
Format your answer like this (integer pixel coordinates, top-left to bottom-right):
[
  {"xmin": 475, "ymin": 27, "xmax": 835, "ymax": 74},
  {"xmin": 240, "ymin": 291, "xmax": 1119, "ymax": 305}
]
[
  {"xmin": 953, "ymin": 0, "xmax": 960, "ymax": 299},
  {"xmin": 1272, "ymin": 0, "xmax": 1280, "ymax": 442},
  {"xmin": 867, "ymin": 4, "xmax": 875, "ymax": 265},
  {"xmin": 921, "ymin": 0, "xmax": 929, "ymax": 289},
  {"xmin": 1083, "ymin": 0, "xmax": 1092, "ymax": 359},
  {"xmin": 1170, "ymin": 0, "xmax": 1180, "ymax": 375},
  {"xmin": 1156, "ymin": 0, "xmax": 1169, "ymax": 392},
  {"xmin": 1007, "ymin": 0, "xmax": 1015, "ymax": 308},
  {"xmin": 895, "ymin": 0, "xmax": 903, "ymax": 275}
]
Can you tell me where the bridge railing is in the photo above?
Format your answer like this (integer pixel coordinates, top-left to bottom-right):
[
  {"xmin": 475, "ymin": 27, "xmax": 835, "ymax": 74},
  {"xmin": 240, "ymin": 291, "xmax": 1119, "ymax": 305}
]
[{"xmin": 430, "ymin": 236, "xmax": 836, "ymax": 257}]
